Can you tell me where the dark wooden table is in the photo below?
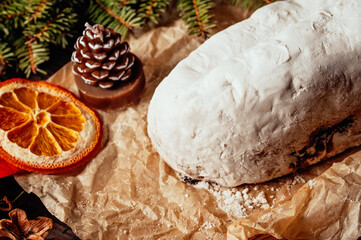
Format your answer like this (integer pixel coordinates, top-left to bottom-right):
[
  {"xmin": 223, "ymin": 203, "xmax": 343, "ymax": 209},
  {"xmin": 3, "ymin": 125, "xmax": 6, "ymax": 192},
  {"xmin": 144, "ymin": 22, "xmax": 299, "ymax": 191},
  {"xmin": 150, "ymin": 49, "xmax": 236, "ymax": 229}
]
[
  {"xmin": 0, "ymin": 44, "xmax": 81, "ymax": 239},
  {"xmin": 0, "ymin": 176, "xmax": 81, "ymax": 239}
]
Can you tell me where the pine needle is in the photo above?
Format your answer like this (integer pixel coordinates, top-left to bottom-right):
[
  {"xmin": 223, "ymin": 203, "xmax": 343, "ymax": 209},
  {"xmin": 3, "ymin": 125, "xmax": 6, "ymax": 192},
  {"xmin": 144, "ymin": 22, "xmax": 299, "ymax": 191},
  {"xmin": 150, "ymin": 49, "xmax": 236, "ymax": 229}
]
[
  {"xmin": 178, "ymin": 0, "xmax": 216, "ymax": 39},
  {"xmin": 145, "ymin": 0, "xmax": 156, "ymax": 19},
  {"xmin": 191, "ymin": 0, "xmax": 205, "ymax": 37},
  {"xmin": 0, "ymin": 42, "xmax": 15, "ymax": 67},
  {"xmin": 27, "ymin": 0, "xmax": 49, "ymax": 22},
  {"xmin": 121, "ymin": 0, "xmax": 137, "ymax": 7},
  {"xmin": 24, "ymin": 8, "xmax": 77, "ymax": 48},
  {"xmin": 138, "ymin": 0, "xmax": 170, "ymax": 25},
  {"xmin": 27, "ymin": 42, "xmax": 36, "ymax": 74},
  {"xmin": 230, "ymin": 0, "xmax": 276, "ymax": 9},
  {"xmin": 0, "ymin": 0, "xmax": 278, "ymax": 78},
  {"xmin": 15, "ymin": 36, "xmax": 49, "ymax": 77},
  {"xmin": 95, "ymin": 0, "xmax": 134, "ymax": 30}
]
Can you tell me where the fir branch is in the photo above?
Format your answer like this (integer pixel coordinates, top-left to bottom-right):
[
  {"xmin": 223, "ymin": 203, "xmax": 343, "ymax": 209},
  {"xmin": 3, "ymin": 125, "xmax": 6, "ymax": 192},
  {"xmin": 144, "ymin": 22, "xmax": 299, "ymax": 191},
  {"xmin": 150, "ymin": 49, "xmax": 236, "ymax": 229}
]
[
  {"xmin": 138, "ymin": 0, "xmax": 170, "ymax": 25},
  {"xmin": 0, "ymin": 0, "xmax": 13, "ymax": 9},
  {"xmin": 15, "ymin": 39, "xmax": 49, "ymax": 77},
  {"xmin": 33, "ymin": 22, "xmax": 52, "ymax": 41},
  {"xmin": 192, "ymin": 0, "xmax": 205, "ymax": 36},
  {"xmin": 27, "ymin": 0, "xmax": 51, "ymax": 23},
  {"xmin": 145, "ymin": 0, "xmax": 156, "ymax": 19},
  {"xmin": 178, "ymin": 0, "xmax": 215, "ymax": 38},
  {"xmin": 1, "ymin": 10, "xmax": 25, "ymax": 21},
  {"xmin": 24, "ymin": 8, "xmax": 77, "ymax": 48},
  {"xmin": 120, "ymin": 0, "xmax": 137, "ymax": 7},
  {"xmin": 230, "ymin": 0, "xmax": 276, "ymax": 9},
  {"xmin": 0, "ymin": 23, "xmax": 9, "ymax": 36},
  {"xmin": 0, "ymin": 0, "xmax": 78, "ymax": 77},
  {"xmin": 26, "ymin": 42, "xmax": 36, "ymax": 74},
  {"xmin": 0, "ymin": 0, "xmax": 279, "ymax": 79},
  {"xmin": 94, "ymin": 0, "xmax": 133, "ymax": 29},
  {"xmin": 97, "ymin": 0, "xmax": 133, "ymax": 30},
  {"xmin": 0, "ymin": 8, "xmax": 27, "ymax": 23},
  {"xmin": 0, "ymin": 0, "xmax": 27, "ymax": 26},
  {"xmin": 88, "ymin": 0, "xmax": 141, "ymax": 37},
  {"xmin": 0, "ymin": 42, "xmax": 15, "ymax": 68}
]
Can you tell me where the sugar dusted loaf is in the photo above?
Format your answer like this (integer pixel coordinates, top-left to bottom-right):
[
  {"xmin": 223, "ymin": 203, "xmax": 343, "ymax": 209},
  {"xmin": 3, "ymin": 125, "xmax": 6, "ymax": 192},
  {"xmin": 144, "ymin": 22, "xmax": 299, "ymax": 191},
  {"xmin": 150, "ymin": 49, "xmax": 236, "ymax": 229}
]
[{"xmin": 147, "ymin": 0, "xmax": 361, "ymax": 187}]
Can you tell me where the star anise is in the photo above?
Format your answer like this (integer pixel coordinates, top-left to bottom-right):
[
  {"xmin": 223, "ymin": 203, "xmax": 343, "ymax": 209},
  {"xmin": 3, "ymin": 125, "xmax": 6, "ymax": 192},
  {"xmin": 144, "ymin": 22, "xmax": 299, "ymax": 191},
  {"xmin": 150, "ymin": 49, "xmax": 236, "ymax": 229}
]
[{"xmin": 0, "ymin": 209, "xmax": 53, "ymax": 240}]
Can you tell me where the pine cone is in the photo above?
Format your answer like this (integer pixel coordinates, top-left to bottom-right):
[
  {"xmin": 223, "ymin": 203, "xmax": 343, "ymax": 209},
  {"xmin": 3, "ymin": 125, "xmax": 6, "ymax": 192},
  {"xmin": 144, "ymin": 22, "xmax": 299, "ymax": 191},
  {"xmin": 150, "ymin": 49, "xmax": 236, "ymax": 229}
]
[{"xmin": 71, "ymin": 23, "xmax": 135, "ymax": 89}]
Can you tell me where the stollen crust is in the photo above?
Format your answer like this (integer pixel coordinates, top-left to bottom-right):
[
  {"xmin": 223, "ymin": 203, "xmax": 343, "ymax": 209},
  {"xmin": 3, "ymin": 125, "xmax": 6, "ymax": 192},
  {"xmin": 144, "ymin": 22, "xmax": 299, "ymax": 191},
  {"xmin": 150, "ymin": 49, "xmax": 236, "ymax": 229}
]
[{"xmin": 147, "ymin": 0, "xmax": 361, "ymax": 187}]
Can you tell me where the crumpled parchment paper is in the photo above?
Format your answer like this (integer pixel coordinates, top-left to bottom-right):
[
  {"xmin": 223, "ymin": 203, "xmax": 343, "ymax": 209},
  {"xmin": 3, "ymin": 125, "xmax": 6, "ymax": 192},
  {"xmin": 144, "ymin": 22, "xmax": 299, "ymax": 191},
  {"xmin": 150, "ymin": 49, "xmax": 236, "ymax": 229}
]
[
  {"xmin": 15, "ymin": 4, "xmax": 361, "ymax": 240},
  {"xmin": 228, "ymin": 151, "xmax": 361, "ymax": 240}
]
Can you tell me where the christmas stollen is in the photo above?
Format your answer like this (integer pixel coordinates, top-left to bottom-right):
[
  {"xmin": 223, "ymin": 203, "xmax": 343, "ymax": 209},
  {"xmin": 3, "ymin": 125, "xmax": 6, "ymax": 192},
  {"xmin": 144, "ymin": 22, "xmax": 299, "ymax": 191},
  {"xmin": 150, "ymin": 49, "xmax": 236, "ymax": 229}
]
[{"xmin": 147, "ymin": 0, "xmax": 361, "ymax": 187}]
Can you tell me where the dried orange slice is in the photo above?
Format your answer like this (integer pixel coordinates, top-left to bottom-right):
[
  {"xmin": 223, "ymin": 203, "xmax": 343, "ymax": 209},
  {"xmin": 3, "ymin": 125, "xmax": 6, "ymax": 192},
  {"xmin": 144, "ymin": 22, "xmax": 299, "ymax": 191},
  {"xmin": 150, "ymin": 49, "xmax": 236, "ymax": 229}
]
[{"xmin": 0, "ymin": 78, "xmax": 102, "ymax": 174}]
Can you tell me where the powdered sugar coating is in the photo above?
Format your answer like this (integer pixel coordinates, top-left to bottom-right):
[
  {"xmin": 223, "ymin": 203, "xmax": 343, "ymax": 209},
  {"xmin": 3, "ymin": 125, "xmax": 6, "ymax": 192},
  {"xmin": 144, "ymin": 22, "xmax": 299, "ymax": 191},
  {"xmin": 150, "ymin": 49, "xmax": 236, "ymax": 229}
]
[{"xmin": 148, "ymin": 0, "xmax": 361, "ymax": 187}]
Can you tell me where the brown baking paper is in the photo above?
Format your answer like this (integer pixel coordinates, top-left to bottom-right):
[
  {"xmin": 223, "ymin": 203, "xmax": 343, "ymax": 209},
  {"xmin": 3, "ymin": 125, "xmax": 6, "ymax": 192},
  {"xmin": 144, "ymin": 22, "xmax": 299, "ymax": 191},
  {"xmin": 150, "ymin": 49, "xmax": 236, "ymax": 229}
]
[
  {"xmin": 14, "ymin": 4, "xmax": 361, "ymax": 240},
  {"xmin": 228, "ymin": 151, "xmax": 361, "ymax": 240}
]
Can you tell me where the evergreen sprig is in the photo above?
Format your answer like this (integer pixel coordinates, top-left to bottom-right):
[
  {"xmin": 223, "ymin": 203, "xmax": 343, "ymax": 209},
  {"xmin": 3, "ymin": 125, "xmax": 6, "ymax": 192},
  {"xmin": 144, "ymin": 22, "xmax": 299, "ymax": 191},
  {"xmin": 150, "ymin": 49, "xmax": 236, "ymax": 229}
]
[
  {"xmin": 0, "ymin": 0, "xmax": 276, "ymax": 79},
  {"xmin": 25, "ymin": 0, "xmax": 54, "ymax": 23},
  {"xmin": 0, "ymin": 42, "xmax": 15, "ymax": 77},
  {"xmin": 0, "ymin": 0, "xmax": 27, "ymax": 31},
  {"xmin": 120, "ymin": 0, "xmax": 137, "ymax": 7},
  {"xmin": 15, "ymin": 39, "xmax": 49, "ymax": 77},
  {"xmin": 230, "ymin": 0, "xmax": 276, "ymax": 9},
  {"xmin": 138, "ymin": 0, "xmax": 171, "ymax": 25},
  {"xmin": 88, "ymin": 0, "xmax": 142, "ymax": 38},
  {"xmin": 23, "ymin": 8, "xmax": 77, "ymax": 48},
  {"xmin": 0, "ymin": 0, "xmax": 79, "ymax": 78},
  {"xmin": 0, "ymin": 43, "xmax": 15, "ymax": 66},
  {"xmin": 177, "ymin": 0, "xmax": 215, "ymax": 38}
]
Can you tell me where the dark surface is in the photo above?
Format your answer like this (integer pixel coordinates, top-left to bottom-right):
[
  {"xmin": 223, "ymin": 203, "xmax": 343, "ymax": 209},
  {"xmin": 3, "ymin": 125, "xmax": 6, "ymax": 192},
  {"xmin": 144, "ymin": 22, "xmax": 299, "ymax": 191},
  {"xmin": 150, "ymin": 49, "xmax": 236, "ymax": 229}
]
[
  {"xmin": 0, "ymin": 176, "xmax": 80, "ymax": 239},
  {"xmin": 0, "ymin": 19, "xmax": 87, "ymax": 239},
  {"xmin": 0, "ymin": 38, "xmax": 79, "ymax": 238},
  {"xmin": 0, "ymin": 29, "xmax": 80, "ymax": 238}
]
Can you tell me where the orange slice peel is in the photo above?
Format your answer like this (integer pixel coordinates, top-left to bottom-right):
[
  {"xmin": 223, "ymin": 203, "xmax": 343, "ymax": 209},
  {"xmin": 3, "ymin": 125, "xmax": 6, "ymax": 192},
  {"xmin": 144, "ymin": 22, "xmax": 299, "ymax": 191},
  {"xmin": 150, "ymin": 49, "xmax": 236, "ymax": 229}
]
[{"xmin": 0, "ymin": 78, "xmax": 102, "ymax": 174}]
